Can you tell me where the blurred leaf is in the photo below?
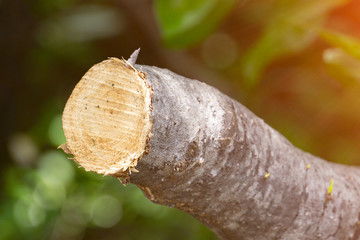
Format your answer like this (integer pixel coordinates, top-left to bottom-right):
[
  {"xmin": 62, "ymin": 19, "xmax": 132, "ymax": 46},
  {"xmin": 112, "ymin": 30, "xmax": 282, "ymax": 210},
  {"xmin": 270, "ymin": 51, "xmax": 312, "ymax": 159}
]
[
  {"xmin": 33, "ymin": 0, "xmax": 75, "ymax": 16},
  {"xmin": 0, "ymin": 216, "xmax": 15, "ymax": 240},
  {"xmin": 329, "ymin": 138, "xmax": 359, "ymax": 165},
  {"xmin": 320, "ymin": 30, "xmax": 360, "ymax": 60},
  {"xmin": 154, "ymin": 0, "xmax": 236, "ymax": 48},
  {"xmin": 240, "ymin": 0, "xmax": 349, "ymax": 86},
  {"xmin": 30, "ymin": 99, "xmax": 64, "ymax": 146},
  {"xmin": 125, "ymin": 187, "xmax": 168, "ymax": 218},
  {"xmin": 48, "ymin": 114, "xmax": 66, "ymax": 147},
  {"xmin": 323, "ymin": 48, "xmax": 360, "ymax": 85},
  {"xmin": 37, "ymin": 4, "xmax": 123, "ymax": 44}
]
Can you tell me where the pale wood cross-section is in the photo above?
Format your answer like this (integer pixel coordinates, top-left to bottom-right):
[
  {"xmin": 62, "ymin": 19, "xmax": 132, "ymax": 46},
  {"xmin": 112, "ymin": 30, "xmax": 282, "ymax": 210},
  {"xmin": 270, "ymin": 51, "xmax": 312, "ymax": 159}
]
[{"xmin": 61, "ymin": 58, "xmax": 152, "ymax": 177}]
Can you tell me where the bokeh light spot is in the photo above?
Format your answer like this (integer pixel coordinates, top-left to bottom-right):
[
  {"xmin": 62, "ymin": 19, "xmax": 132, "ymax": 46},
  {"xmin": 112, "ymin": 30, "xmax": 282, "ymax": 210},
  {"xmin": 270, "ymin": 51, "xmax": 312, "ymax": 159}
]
[
  {"xmin": 8, "ymin": 133, "xmax": 39, "ymax": 166},
  {"xmin": 201, "ymin": 33, "xmax": 238, "ymax": 69},
  {"xmin": 33, "ymin": 181, "xmax": 66, "ymax": 210},
  {"xmin": 91, "ymin": 195, "xmax": 122, "ymax": 228},
  {"xmin": 38, "ymin": 150, "xmax": 75, "ymax": 186},
  {"xmin": 28, "ymin": 203, "xmax": 46, "ymax": 227},
  {"xmin": 13, "ymin": 200, "xmax": 32, "ymax": 228}
]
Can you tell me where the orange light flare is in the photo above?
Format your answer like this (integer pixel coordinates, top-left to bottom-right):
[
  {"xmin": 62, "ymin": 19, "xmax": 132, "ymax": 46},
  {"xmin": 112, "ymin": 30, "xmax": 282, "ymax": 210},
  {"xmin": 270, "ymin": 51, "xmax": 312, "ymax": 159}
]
[{"xmin": 326, "ymin": 0, "xmax": 360, "ymax": 38}]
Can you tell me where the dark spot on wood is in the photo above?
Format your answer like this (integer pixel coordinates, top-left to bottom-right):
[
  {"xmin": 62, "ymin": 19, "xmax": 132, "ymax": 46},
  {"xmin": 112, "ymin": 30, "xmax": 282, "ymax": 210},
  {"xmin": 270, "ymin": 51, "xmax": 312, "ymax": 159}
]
[
  {"xmin": 144, "ymin": 144, "xmax": 151, "ymax": 155},
  {"xmin": 332, "ymin": 206, "xmax": 337, "ymax": 213},
  {"xmin": 325, "ymin": 193, "xmax": 332, "ymax": 203},
  {"xmin": 173, "ymin": 159, "xmax": 188, "ymax": 173},
  {"xmin": 185, "ymin": 140, "xmax": 200, "ymax": 160}
]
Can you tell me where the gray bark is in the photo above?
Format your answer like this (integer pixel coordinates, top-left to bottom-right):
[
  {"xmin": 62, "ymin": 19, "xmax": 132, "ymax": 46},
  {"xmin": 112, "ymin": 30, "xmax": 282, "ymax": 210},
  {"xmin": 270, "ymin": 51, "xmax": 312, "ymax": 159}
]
[{"xmin": 129, "ymin": 65, "xmax": 360, "ymax": 240}]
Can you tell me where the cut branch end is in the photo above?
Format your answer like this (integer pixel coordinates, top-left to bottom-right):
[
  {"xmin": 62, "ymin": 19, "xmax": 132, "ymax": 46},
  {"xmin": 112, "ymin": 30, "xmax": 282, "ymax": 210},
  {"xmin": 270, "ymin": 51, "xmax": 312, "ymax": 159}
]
[{"xmin": 61, "ymin": 58, "xmax": 152, "ymax": 177}]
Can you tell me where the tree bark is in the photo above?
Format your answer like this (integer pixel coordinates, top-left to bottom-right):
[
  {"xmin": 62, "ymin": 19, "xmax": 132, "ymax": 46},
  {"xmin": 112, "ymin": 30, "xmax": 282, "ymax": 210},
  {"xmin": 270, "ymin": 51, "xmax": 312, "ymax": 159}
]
[{"xmin": 61, "ymin": 58, "xmax": 360, "ymax": 240}]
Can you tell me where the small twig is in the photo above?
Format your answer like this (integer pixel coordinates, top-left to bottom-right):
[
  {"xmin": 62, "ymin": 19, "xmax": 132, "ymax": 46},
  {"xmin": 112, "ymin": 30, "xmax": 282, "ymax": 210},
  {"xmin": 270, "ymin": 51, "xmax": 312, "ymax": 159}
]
[{"xmin": 126, "ymin": 48, "xmax": 140, "ymax": 67}]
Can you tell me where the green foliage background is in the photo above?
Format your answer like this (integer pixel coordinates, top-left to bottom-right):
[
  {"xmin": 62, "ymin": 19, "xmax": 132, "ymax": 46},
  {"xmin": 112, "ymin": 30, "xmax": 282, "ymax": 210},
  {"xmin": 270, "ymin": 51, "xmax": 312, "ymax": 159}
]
[{"xmin": 1, "ymin": 0, "xmax": 360, "ymax": 239}]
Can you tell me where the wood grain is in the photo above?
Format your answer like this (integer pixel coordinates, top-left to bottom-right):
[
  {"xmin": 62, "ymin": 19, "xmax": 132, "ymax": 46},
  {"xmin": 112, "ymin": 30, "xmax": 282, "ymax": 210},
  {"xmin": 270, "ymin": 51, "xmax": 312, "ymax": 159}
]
[{"xmin": 62, "ymin": 58, "xmax": 152, "ymax": 177}]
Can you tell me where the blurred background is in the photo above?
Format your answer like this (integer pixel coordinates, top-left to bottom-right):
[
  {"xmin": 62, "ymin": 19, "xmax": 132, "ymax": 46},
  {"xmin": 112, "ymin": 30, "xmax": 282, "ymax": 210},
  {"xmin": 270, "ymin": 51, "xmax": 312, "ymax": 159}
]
[{"xmin": 1, "ymin": 0, "xmax": 360, "ymax": 239}]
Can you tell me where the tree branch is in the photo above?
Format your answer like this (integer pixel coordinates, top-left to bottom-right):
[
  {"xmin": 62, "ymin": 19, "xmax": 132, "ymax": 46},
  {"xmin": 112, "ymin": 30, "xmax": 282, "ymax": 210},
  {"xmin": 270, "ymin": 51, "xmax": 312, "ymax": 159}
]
[{"xmin": 61, "ymin": 57, "xmax": 360, "ymax": 240}]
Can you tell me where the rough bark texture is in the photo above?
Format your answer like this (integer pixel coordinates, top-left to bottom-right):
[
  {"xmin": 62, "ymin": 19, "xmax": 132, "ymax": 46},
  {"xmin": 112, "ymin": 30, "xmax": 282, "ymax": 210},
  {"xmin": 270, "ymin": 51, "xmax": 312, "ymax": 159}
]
[{"xmin": 62, "ymin": 59, "xmax": 360, "ymax": 240}]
